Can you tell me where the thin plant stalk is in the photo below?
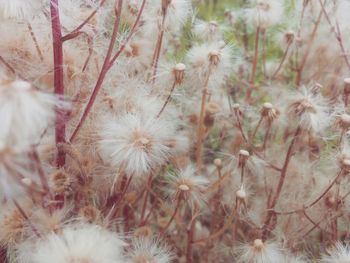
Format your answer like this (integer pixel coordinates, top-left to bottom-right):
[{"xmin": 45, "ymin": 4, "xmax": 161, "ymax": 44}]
[
  {"xmin": 50, "ymin": 0, "xmax": 66, "ymax": 167},
  {"xmin": 246, "ymin": 26, "xmax": 261, "ymax": 102},
  {"xmin": 27, "ymin": 22, "xmax": 44, "ymax": 61},
  {"xmin": 262, "ymin": 126, "xmax": 301, "ymax": 238},
  {"xmin": 70, "ymin": 0, "xmax": 147, "ymax": 141}
]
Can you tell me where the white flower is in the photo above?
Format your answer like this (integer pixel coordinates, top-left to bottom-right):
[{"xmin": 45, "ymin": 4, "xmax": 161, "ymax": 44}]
[
  {"xmin": 0, "ymin": 80, "xmax": 63, "ymax": 150},
  {"xmin": 98, "ymin": 113, "xmax": 176, "ymax": 177},
  {"xmin": 245, "ymin": 0, "xmax": 284, "ymax": 29},
  {"xmin": 17, "ymin": 223, "xmax": 126, "ymax": 263},
  {"xmin": 193, "ymin": 20, "xmax": 223, "ymax": 42},
  {"xmin": 0, "ymin": 0, "xmax": 44, "ymax": 20},
  {"xmin": 126, "ymin": 237, "xmax": 174, "ymax": 263},
  {"xmin": 235, "ymin": 239, "xmax": 286, "ymax": 263},
  {"xmin": 321, "ymin": 242, "xmax": 350, "ymax": 263},
  {"xmin": 166, "ymin": 165, "xmax": 209, "ymax": 209},
  {"xmin": 286, "ymin": 86, "xmax": 332, "ymax": 134},
  {"xmin": 186, "ymin": 42, "xmax": 234, "ymax": 89}
]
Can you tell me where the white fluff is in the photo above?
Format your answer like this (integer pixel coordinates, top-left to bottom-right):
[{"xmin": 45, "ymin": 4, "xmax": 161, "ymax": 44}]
[
  {"xmin": 98, "ymin": 113, "xmax": 176, "ymax": 177},
  {"xmin": 17, "ymin": 223, "xmax": 126, "ymax": 263}
]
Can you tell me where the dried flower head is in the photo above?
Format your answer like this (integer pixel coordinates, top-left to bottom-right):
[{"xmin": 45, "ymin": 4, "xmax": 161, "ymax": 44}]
[
  {"xmin": 321, "ymin": 242, "xmax": 350, "ymax": 263},
  {"xmin": 246, "ymin": 0, "xmax": 284, "ymax": 29},
  {"xmin": 126, "ymin": 237, "xmax": 174, "ymax": 263},
  {"xmin": 17, "ymin": 223, "xmax": 126, "ymax": 263},
  {"xmin": 235, "ymin": 239, "xmax": 285, "ymax": 263},
  {"xmin": 166, "ymin": 165, "xmax": 209, "ymax": 209},
  {"xmin": 0, "ymin": 80, "xmax": 65, "ymax": 150},
  {"xmin": 98, "ymin": 113, "xmax": 177, "ymax": 177},
  {"xmin": 287, "ymin": 86, "xmax": 332, "ymax": 133}
]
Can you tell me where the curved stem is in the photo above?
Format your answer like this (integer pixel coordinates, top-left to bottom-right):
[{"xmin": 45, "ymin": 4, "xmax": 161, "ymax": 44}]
[
  {"xmin": 160, "ymin": 198, "xmax": 182, "ymax": 237},
  {"xmin": 262, "ymin": 126, "xmax": 301, "ymax": 238},
  {"xmin": 271, "ymin": 43, "xmax": 291, "ymax": 79},
  {"xmin": 157, "ymin": 80, "xmax": 177, "ymax": 118},
  {"xmin": 69, "ymin": 0, "xmax": 123, "ymax": 141}
]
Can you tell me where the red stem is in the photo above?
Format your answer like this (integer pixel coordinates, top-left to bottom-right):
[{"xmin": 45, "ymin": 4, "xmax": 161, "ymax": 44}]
[
  {"xmin": 70, "ymin": 0, "xmax": 147, "ymax": 141},
  {"xmin": 262, "ymin": 126, "xmax": 301, "ymax": 238},
  {"xmin": 50, "ymin": 0, "xmax": 66, "ymax": 168},
  {"xmin": 69, "ymin": 0, "xmax": 123, "ymax": 141}
]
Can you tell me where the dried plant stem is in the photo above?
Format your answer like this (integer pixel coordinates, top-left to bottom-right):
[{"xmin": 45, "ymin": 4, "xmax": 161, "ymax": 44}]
[
  {"xmin": 13, "ymin": 199, "xmax": 40, "ymax": 238},
  {"xmin": 70, "ymin": 0, "xmax": 147, "ymax": 141},
  {"xmin": 275, "ymin": 169, "xmax": 344, "ymax": 216},
  {"xmin": 195, "ymin": 86, "xmax": 209, "ymax": 170},
  {"xmin": 332, "ymin": 178, "xmax": 342, "ymax": 240},
  {"xmin": 186, "ymin": 207, "xmax": 199, "ymax": 263},
  {"xmin": 157, "ymin": 80, "xmax": 177, "ymax": 118},
  {"xmin": 262, "ymin": 126, "xmax": 301, "ymax": 238},
  {"xmin": 193, "ymin": 208, "xmax": 237, "ymax": 244},
  {"xmin": 140, "ymin": 174, "xmax": 153, "ymax": 222},
  {"xmin": 262, "ymin": 122, "xmax": 272, "ymax": 150},
  {"xmin": 295, "ymin": 9, "xmax": 323, "ymax": 86},
  {"xmin": 62, "ymin": 0, "xmax": 107, "ymax": 40},
  {"xmin": 150, "ymin": 7, "xmax": 168, "ymax": 83},
  {"xmin": 31, "ymin": 150, "xmax": 52, "ymax": 199},
  {"xmin": 50, "ymin": 0, "xmax": 66, "ymax": 168},
  {"xmin": 0, "ymin": 55, "xmax": 16, "ymax": 75},
  {"xmin": 27, "ymin": 23, "xmax": 44, "ymax": 62},
  {"xmin": 250, "ymin": 116, "xmax": 263, "ymax": 143},
  {"xmin": 272, "ymin": 43, "xmax": 291, "ymax": 79},
  {"xmin": 160, "ymin": 198, "xmax": 182, "ymax": 237},
  {"xmin": 245, "ymin": 26, "xmax": 261, "ymax": 102},
  {"xmin": 319, "ymin": 0, "xmax": 350, "ymax": 72},
  {"xmin": 234, "ymin": 111, "xmax": 248, "ymax": 144}
]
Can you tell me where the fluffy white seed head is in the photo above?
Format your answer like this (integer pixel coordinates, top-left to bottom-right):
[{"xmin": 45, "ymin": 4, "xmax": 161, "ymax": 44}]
[
  {"xmin": 321, "ymin": 242, "xmax": 350, "ymax": 263},
  {"xmin": 287, "ymin": 86, "xmax": 332, "ymax": 133},
  {"xmin": 16, "ymin": 223, "xmax": 126, "ymax": 263},
  {"xmin": 235, "ymin": 239, "xmax": 285, "ymax": 263},
  {"xmin": 126, "ymin": 237, "xmax": 174, "ymax": 263},
  {"xmin": 245, "ymin": 0, "xmax": 284, "ymax": 29},
  {"xmin": 0, "ymin": 0, "xmax": 44, "ymax": 20},
  {"xmin": 186, "ymin": 42, "xmax": 234, "ymax": 89},
  {"xmin": 98, "ymin": 113, "xmax": 177, "ymax": 177},
  {"xmin": 0, "ymin": 80, "xmax": 64, "ymax": 151},
  {"xmin": 166, "ymin": 165, "xmax": 209, "ymax": 209}
]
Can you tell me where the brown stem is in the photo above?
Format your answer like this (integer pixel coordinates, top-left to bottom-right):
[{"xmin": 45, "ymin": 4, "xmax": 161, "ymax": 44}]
[
  {"xmin": 50, "ymin": 0, "xmax": 66, "ymax": 167},
  {"xmin": 186, "ymin": 207, "xmax": 199, "ymax": 263},
  {"xmin": 160, "ymin": 198, "xmax": 182, "ymax": 237},
  {"xmin": 150, "ymin": 5, "xmax": 168, "ymax": 83},
  {"xmin": 295, "ymin": 8, "xmax": 323, "ymax": 86},
  {"xmin": 31, "ymin": 150, "xmax": 52, "ymax": 200},
  {"xmin": 272, "ymin": 43, "xmax": 291, "ymax": 79},
  {"xmin": 195, "ymin": 86, "xmax": 209, "ymax": 170},
  {"xmin": 319, "ymin": 0, "xmax": 350, "ymax": 72},
  {"xmin": 70, "ymin": 0, "xmax": 147, "ymax": 141},
  {"xmin": 62, "ymin": 0, "xmax": 107, "ymax": 41},
  {"xmin": 275, "ymin": 169, "xmax": 343, "ymax": 215},
  {"xmin": 234, "ymin": 111, "xmax": 248, "ymax": 144},
  {"xmin": 140, "ymin": 174, "xmax": 153, "ymax": 222},
  {"xmin": 193, "ymin": 207, "xmax": 236, "ymax": 244},
  {"xmin": 157, "ymin": 80, "xmax": 177, "ymax": 118},
  {"xmin": 262, "ymin": 126, "xmax": 301, "ymax": 238},
  {"xmin": 250, "ymin": 116, "xmax": 263, "ymax": 143},
  {"xmin": 245, "ymin": 26, "xmax": 260, "ymax": 102},
  {"xmin": 13, "ymin": 200, "xmax": 40, "ymax": 238},
  {"xmin": 262, "ymin": 122, "xmax": 272, "ymax": 150},
  {"xmin": 69, "ymin": 0, "xmax": 123, "ymax": 141},
  {"xmin": 27, "ymin": 22, "xmax": 44, "ymax": 61}
]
